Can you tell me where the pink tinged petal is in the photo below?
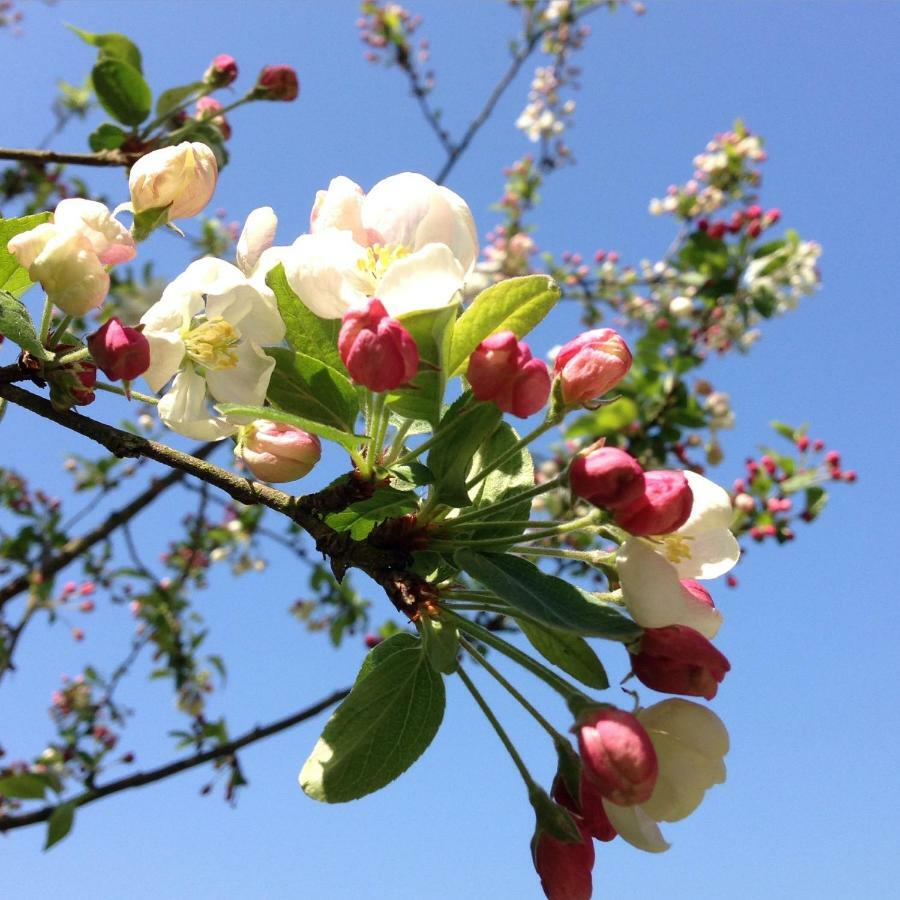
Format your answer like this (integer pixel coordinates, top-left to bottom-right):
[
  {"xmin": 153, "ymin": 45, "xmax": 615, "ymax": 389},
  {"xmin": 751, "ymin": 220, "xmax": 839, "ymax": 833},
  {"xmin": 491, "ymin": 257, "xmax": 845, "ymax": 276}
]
[
  {"xmin": 310, "ymin": 176, "xmax": 367, "ymax": 245},
  {"xmin": 600, "ymin": 800, "xmax": 671, "ymax": 853},
  {"xmin": 204, "ymin": 341, "xmax": 275, "ymax": 407},
  {"xmin": 617, "ymin": 538, "xmax": 723, "ymax": 638},
  {"xmin": 285, "ymin": 230, "xmax": 371, "ymax": 319},
  {"xmin": 141, "ymin": 331, "xmax": 185, "ymax": 394},
  {"xmin": 31, "ymin": 230, "xmax": 109, "ymax": 316},
  {"xmin": 157, "ymin": 369, "xmax": 235, "ymax": 441},
  {"xmin": 7, "ymin": 222, "xmax": 58, "ymax": 268},
  {"xmin": 236, "ymin": 206, "xmax": 278, "ymax": 275},
  {"xmin": 361, "ymin": 172, "xmax": 435, "ymax": 249},
  {"xmin": 53, "ymin": 198, "xmax": 136, "ymax": 266},
  {"xmin": 672, "ymin": 527, "xmax": 741, "ymax": 580},
  {"xmin": 377, "ymin": 243, "xmax": 464, "ymax": 316}
]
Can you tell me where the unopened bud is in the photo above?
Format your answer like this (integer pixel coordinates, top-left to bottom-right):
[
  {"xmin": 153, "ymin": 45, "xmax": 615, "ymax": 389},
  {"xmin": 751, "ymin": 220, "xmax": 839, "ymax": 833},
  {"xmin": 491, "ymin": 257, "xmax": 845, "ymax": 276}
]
[
  {"xmin": 253, "ymin": 65, "xmax": 300, "ymax": 101},
  {"xmin": 614, "ymin": 470, "xmax": 693, "ymax": 536},
  {"xmin": 48, "ymin": 357, "xmax": 97, "ymax": 411},
  {"xmin": 204, "ymin": 54, "xmax": 238, "ymax": 87},
  {"xmin": 569, "ymin": 446, "xmax": 645, "ymax": 510},
  {"xmin": 552, "ymin": 775, "xmax": 617, "ymax": 843},
  {"xmin": 467, "ymin": 330, "xmax": 551, "ymax": 418},
  {"xmin": 194, "ymin": 97, "xmax": 232, "ymax": 140},
  {"xmin": 553, "ymin": 328, "xmax": 632, "ymax": 406},
  {"xmin": 86, "ymin": 317, "xmax": 150, "ymax": 381},
  {"xmin": 531, "ymin": 823, "xmax": 595, "ymax": 900},
  {"xmin": 236, "ymin": 420, "xmax": 321, "ymax": 483},
  {"xmin": 128, "ymin": 142, "xmax": 218, "ymax": 221},
  {"xmin": 338, "ymin": 298, "xmax": 419, "ymax": 392}
]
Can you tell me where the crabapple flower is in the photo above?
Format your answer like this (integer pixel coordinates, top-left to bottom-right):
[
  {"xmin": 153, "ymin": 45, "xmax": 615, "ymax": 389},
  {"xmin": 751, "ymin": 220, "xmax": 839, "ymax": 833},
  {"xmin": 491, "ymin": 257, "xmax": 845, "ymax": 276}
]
[
  {"xmin": 553, "ymin": 328, "xmax": 632, "ymax": 406},
  {"xmin": 128, "ymin": 142, "xmax": 218, "ymax": 221},
  {"xmin": 467, "ymin": 331, "xmax": 551, "ymax": 418},
  {"xmin": 616, "ymin": 471, "xmax": 740, "ymax": 638},
  {"xmin": 8, "ymin": 224, "xmax": 109, "ymax": 316},
  {"xmin": 140, "ymin": 255, "xmax": 284, "ymax": 440},
  {"xmin": 52, "ymin": 199, "xmax": 136, "ymax": 265},
  {"xmin": 236, "ymin": 420, "xmax": 321, "ymax": 483},
  {"xmin": 86, "ymin": 318, "xmax": 150, "ymax": 381},
  {"xmin": 283, "ymin": 172, "xmax": 477, "ymax": 319},
  {"xmin": 614, "ymin": 470, "xmax": 693, "ymax": 536},
  {"xmin": 531, "ymin": 822, "xmax": 595, "ymax": 900},
  {"xmin": 569, "ymin": 446, "xmax": 645, "ymax": 510},
  {"xmin": 338, "ymin": 299, "xmax": 419, "ymax": 392}
]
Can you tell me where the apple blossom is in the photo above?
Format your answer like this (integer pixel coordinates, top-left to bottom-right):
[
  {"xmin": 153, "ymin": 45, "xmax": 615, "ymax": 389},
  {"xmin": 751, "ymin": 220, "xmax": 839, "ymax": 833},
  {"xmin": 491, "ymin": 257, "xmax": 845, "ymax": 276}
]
[
  {"xmin": 569, "ymin": 445, "xmax": 645, "ymax": 510},
  {"xmin": 614, "ymin": 470, "xmax": 693, "ymax": 536},
  {"xmin": 52, "ymin": 199, "xmax": 136, "ymax": 265},
  {"xmin": 531, "ymin": 822, "xmax": 595, "ymax": 900},
  {"xmin": 466, "ymin": 331, "xmax": 551, "ymax": 418},
  {"xmin": 86, "ymin": 318, "xmax": 151, "ymax": 381},
  {"xmin": 128, "ymin": 142, "xmax": 218, "ymax": 221},
  {"xmin": 282, "ymin": 172, "xmax": 477, "ymax": 319},
  {"xmin": 553, "ymin": 328, "xmax": 632, "ymax": 406},
  {"xmin": 236, "ymin": 421, "xmax": 321, "ymax": 483}
]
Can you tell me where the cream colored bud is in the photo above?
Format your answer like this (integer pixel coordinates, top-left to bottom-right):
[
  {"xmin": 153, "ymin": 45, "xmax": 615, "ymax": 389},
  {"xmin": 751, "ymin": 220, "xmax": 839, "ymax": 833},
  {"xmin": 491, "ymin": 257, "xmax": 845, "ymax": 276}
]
[{"xmin": 128, "ymin": 142, "xmax": 218, "ymax": 220}]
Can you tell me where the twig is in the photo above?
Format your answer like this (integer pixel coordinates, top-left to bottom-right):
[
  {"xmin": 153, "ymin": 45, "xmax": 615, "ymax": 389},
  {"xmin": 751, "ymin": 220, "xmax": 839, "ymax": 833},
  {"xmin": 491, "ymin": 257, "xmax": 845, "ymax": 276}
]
[
  {"xmin": 0, "ymin": 147, "xmax": 134, "ymax": 168},
  {"xmin": 0, "ymin": 688, "xmax": 350, "ymax": 833}
]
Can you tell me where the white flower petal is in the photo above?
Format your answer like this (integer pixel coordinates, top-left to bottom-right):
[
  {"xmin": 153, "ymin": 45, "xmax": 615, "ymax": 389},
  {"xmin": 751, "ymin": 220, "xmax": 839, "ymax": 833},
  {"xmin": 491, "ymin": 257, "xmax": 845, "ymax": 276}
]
[
  {"xmin": 678, "ymin": 471, "xmax": 734, "ymax": 537},
  {"xmin": 157, "ymin": 369, "xmax": 234, "ymax": 440},
  {"xmin": 673, "ymin": 528, "xmax": 741, "ymax": 580},
  {"xmin": 284, "ymin": 230, "xmax": 371, "ymax": 319},
  {"xmin": 415, "ymin": 184, "xmax": 479, "ymax": 275},
  {"xmin": 601, "ymin": 800, "xmax": 670, "ymax": 853},
  {"xmin": 377, "ymin": 243, "xmax": 464, "ymax": 316},
  {"xmin": 204, "ymin": 341, "xmax": 274, "ymax": 407},
  {"xmin": 142, "ymin": 331, "xmax": 185, "ymax": 394},
  {"xmin": 362, "ymin": 172, "xmax": 436, "ymax": 249},
  {"xmin": 617, "ymin": 537, "xmax": 723, "ymax": 638},
  {"xmin": 142, "ymin": 288, "xmax": 201, "ymax": 334},
  {"xmin": 310, "ymin": 176, "xmax": 367, "ymax": 245},
  {"xmin": 53, "ymin": 198, "xmax": 136, "ymax": 266},
  {"xmin": 236, "ymin": 206, "xmax": 278, "ymax": 276}
]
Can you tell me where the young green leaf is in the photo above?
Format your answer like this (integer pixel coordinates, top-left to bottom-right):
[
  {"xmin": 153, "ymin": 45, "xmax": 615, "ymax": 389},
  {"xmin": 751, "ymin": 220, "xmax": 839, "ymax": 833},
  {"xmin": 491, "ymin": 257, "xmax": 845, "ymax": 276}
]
[
  {"xmin": 299, "ymin": 634, "xmax": 445, "ymax": 802},
  {"xmin": 455, "ymin": 550, "xmax": 642, "ymax": 642},
  {"xmin": 447, "ymin": 274, "xmax": 560, "ymax": 376},
  {"xmin": 420, "ymin": 616, "xmax": 460, "ymax": 674},
  {"xmin": 68, "ymin": 26, "xmax": 144, "ymax": 71},
  {"xmin": 0, "ymin": 212, "xmax": 52, "ymax": 297},
  {"xmin": 0, "ymin": 291, "xmax": 48, "ymax": 359},
  {"xmin": 517, "ymin": 618, "xmax": 609, "ymax": 689},
  {"xmin": 91, "ymin": 58, "xmax": 152, "ymax": 126},
  {"xmin": 88, "ymin": 123, "xmax": 127, "ymax": 151},
  {"xmin": 0, "ymin": 772, "xmax": 49, "ymax": 800},
  {"xmin": 325, "ymin": 487, "xmax": 419, "ymax": 540},
  {"xmin": 216, "ymin": 404, "xmax": 364, "ymax": 451},
  {"xmin": 265, "ymin": 264, "xmax": 345, "ymax": 372},
  {"xmin": 44, "ymin": 802, "xmax": 76, "ymax": 850},
  {"xmin": 265, "ymin": 348, "xmax": 359, "ymax": 432},
  {"xmin": 155, "ymin": 81, "xmax": 205, "ymax": 118}
]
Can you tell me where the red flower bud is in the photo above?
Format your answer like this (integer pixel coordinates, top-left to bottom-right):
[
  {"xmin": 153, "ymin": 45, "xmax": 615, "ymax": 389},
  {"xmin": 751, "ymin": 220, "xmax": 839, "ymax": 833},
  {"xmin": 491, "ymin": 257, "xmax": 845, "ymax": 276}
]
[
  {"xmin": 204, "ymin": 54, "xmax": 238, "ymax": 87},
  {"xmin": 553, "ymin": 775, "xmax": 617, "ymax": 843},
  {"xmin": 532, "ymin": 823, "xmax": 595, "ymax": 900},
  {"xmin": 613, "ymin": 469, "xmax": 693, "ymax": 536},
  {"xmin": 338, "ymin": 298, "xmax": 418, "ymax": 392},
  {"xmin": 569, "ymin": 446, "xmax": 645, "ymax": 510},
  {"xmin": 86, "ymin": 317, "xmax": 150, "ymax": 381},
  {"xmin": 48, "ymin": 356, "xmax": 97, "ymax": 411},
  {"xmin": 553, "ymin": 328, "xmax": 632, "ymax": 406},
  {"xmin": 254, "ymin": 65, "xmax": 299, "ymax": 101},
  {"xmin": 575, "ymin": 706, "xmax": 658, "ymax": 806},
  {"xmin": 467, "ymin": 330, "xmax": 551, "ymax": 418},
  {"xmin": 630, "ymin": 625, "xmax": 731, "ymax": 700}
]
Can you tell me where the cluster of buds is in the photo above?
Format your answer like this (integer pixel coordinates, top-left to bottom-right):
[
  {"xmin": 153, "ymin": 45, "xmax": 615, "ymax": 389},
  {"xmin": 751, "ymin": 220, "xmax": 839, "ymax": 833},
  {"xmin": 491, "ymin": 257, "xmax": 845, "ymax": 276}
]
[
  {"xmin": 357, "ymin": 2, "xmax": 432, "ymax": 89},
  {"xmin": 698, "ymin": 203, "xmax": 781, "ymax": 241},
  {"xmin": 467, "ymin": 331, "xmax": 550, "ymax": 418}
]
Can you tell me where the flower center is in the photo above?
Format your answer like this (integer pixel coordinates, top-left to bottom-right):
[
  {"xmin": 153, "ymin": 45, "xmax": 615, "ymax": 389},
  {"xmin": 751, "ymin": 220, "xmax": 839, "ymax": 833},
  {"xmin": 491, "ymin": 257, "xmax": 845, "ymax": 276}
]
[
  {"xmin": 356, "ymin": 243, "xmax": 410, "ymax": 282},
  {"xmin": 657, "ymin": 534, "xmax": 693, "ymax": 565},
  {"xmin": 183, "ymin": 317, "xmax": 240, "ymax": 370}
]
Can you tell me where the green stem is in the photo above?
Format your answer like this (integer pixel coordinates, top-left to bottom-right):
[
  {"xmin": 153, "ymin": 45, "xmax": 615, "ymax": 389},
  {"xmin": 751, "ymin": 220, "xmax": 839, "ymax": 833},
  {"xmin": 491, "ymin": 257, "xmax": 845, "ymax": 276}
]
[
  {"xmin": 440, "ymin": 518, "xmax": 565, "ymax": 532},
  {"xmin": 94, "ymin": 381, "xmax": 159, "ymax": 405},
  {"xmin": 370, "ymin": 395, "xmax": 390, "ymax": 465},
  {"xmin": 515, "ymin": 546, "xmax": 615, "ymax": 565},
  {"xmin": 38, "ymin": 298, "xmax": 53, "ymax": 345},
  {"xmin": 456, "ymin": 664, "xmax": 538, "ymax": 792},
  {"xmin": 391, "ymin": 398, "xmax": 484, "ymax": 468},
  {"xmin": 48, "ymin": 316, "xmax": 73, "ymax": 350},
  {"xmin": 465, "ymin": 415, "xmax": 559, "ymax": 491},
  {"xmin": 383, "ymin": 418, "xmax": 414, "ymax": 466},
  {"xmin": 449, "ymin": 474, "xmax": 564, "ymax": 526},
  {"xmin": 56, "ymin": 347, "xmax": 90, "ymax": 366},
  {"xmin": 431, "ymin": 512, "xmax": 598, "ymax": 551}
]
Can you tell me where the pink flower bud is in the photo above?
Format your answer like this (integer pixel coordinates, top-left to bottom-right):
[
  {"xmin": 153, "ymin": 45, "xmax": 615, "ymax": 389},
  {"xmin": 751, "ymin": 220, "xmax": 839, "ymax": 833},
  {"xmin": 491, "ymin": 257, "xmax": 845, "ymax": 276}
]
[
  {"xmin": 569, "ymin": 446, "xmax": 645, "ymax": 510},
  {"xmin": 204, "ymin": 54, "xmax": 238, "ymax": 87},
  {"xmin": 86, "ymin": 318, "xmax": 150, "ymax": 381},
  {"xmin": 630, "ymin": 625, "xmax": 731, "ymax": 700},
  {"xmin": 338, "ymin": 299, "xmax": 419, "ymax": 392},
  {"xmin": 48, "ymin": 358, "xmax": 97, "ymax": 411},
  {"xmin": 236, "ymin": 420, "xmax": 321, "ymax": 483},
  {"xmin": 254, "ymin": 65, "xmax": 300, "ymax": 101},
  {"xmin": 128, "ymin": 142, "xmax": 218, "ymax": 220},
  {"xmin": 575, "ymin": 706, "xmax": 658, "ymax": 806},
  {"xmin": 553, "ymin": 328, "xmax": 632, "ymax": 405},
  {"xmin": 467, "ymin": 331, "xmax": 551, "ymax": 418},
  {"xmin": 613, "ymin": 470, "xmax": 693, "ymax": 536},
  {"xmin": 195, "ymin": 97, "xmax": 232, "ymax": 140},
  {"xmin": 532, "ymin": 823, "xmax": 595, "ymax": 900}
]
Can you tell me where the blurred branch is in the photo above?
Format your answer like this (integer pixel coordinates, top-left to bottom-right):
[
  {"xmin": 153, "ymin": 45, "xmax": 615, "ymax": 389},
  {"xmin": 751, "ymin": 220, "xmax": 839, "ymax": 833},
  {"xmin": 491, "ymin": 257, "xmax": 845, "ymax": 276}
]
[
  {"xmin": 0, "ymin": 147, "xmax": 134, "ymax": 168},
  {"xmin": 0, "ymin": 688, "xmax": 350, "ymax": 833}
]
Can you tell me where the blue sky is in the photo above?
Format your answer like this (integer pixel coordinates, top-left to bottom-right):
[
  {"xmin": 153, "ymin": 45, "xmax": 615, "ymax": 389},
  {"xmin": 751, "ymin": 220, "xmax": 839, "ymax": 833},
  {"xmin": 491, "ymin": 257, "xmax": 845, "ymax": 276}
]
[{"xmin": 2, "ymin": 1, "xmax": 898, "ymax": 898}]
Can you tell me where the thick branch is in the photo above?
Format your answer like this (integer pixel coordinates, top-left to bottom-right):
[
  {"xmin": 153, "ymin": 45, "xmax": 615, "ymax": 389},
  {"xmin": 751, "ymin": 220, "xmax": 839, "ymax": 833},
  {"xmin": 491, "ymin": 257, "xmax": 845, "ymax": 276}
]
[
  {"xmin": 0, "ymin": 688, "xmax": 350, "ymax": 832},
  {"xmin": 0, "ymin": 147, "xmax": 134, "ymax": 168},
  {"xmin": 0, "ymin": 442, "xmax": 218, "ymax": 611}
]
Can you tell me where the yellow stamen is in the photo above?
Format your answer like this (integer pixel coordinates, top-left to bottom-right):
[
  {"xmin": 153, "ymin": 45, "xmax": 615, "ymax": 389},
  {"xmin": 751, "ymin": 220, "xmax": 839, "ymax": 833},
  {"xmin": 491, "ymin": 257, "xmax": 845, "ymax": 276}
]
[
  {"xmin": 183, "ymin": 318, "xmax": 240, "ymax": 370},
  {"xmin": 658, "ymin": 534, "xmax": 694, "ymax": 565},
  {"xmin": 355, "ymin": 243, "xmax": 410, "ymax": 281}
]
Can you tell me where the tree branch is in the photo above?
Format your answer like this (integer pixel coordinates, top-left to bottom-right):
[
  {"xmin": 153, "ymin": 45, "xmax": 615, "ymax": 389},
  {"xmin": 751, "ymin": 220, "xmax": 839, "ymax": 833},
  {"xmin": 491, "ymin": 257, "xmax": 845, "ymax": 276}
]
[
  {"xmin": 0, "ymin": 688, "xmax": 350, "ymax": 832},
  {"xmin": 0, "ymin": 147, "xmax": 135, "ymax": 168}
]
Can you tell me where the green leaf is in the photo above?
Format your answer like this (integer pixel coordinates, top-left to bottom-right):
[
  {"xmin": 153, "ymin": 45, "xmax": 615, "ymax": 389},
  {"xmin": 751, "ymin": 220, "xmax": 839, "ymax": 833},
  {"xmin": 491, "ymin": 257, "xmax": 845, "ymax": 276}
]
[
  {"xmin": 155, "ymin": 81, "xmax": 205, "ymax": 118},
  {"xmin": 353, "ymin": 630, "xmax": 418, "ymax": 684},
  {"xmin": 427, "ymin": 393, "xmax": 502, "ymax": 508},
  {"xmin": 131, "ymin": 205, "xmax": 170, "ymax": 242},
  {"xmin": 566, "ymin": 397, "xmax": 639, "ymax": 439},
  {"xmin": 780, "ymin": 472, "xmax": 821, "ymax": 494},
  {"xmin": 386, "ymin": 304, "xmax": 457, "ymax": 425},
  {"xmin": 388, "ymin": 461, "xmax": 435, "ymax": 487},
  {"xmin": 771, "ymin": 420, "xmax": 797, "ymax": 442},
  {"xmin": 265, "ymin": 264, "xmax": 344, "ymax": 372},
  {"xmin": 91, "ymin": 58, "xmax": 151, "ymax": 126},
  {"xmin": 265, "ymin": 348, "xmax": 359, "ymax": 433},
  {"xmin": 677, "ymin": 232, "xmax": 729, "ymax": 278},
  {"xmin": 530, "ymin": 785, "xmax": 582, "ymax": 843},
  {"xmin": 299, "ymin": 634, "xmax": 445, "ymax": 802},
  {"xmin": 448, "ymin": 274, "xmax": 560, "ymax": 376},
  {"xmin": 216, "ymin": 404, "xmax": 364, "ymax": 452},
  {"xmin": 68, "ymin": 25, "xmax": 143, "ymax": 71},
  {"xmin": 44, "ymin": 802, "xmax": 75, "ymax": 850},
  {"xmin": 420, "ymin": 616, "xmax": 459, "ymax": 674},
  {"xmin": 455, "ymin": 550, "xmax": 642, "ymax": 642},
  {"xmin": 518, "ymin": 619, "xmax": 608, "ymax": 689},
  {"xmin": 88, "ymin": 122, "xmax": 126, "ymax": 151},
  {"xmin": 325, "ymin": 487, "xmax": 418, "ymax": 540},
  {"xmin": 0, "ymin": 291, "xmax": 48, "ymax": 359},
  {"xmin": 804, "ymin": 485, "xmax": 828, "ymax": 519},
  {"xmin": 0, "ymin": 773, "xmax": 48, "ymax": 800},
  {"xmin": 0, "ymin": 212, "xmax": 52, "ymax": 297}
]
